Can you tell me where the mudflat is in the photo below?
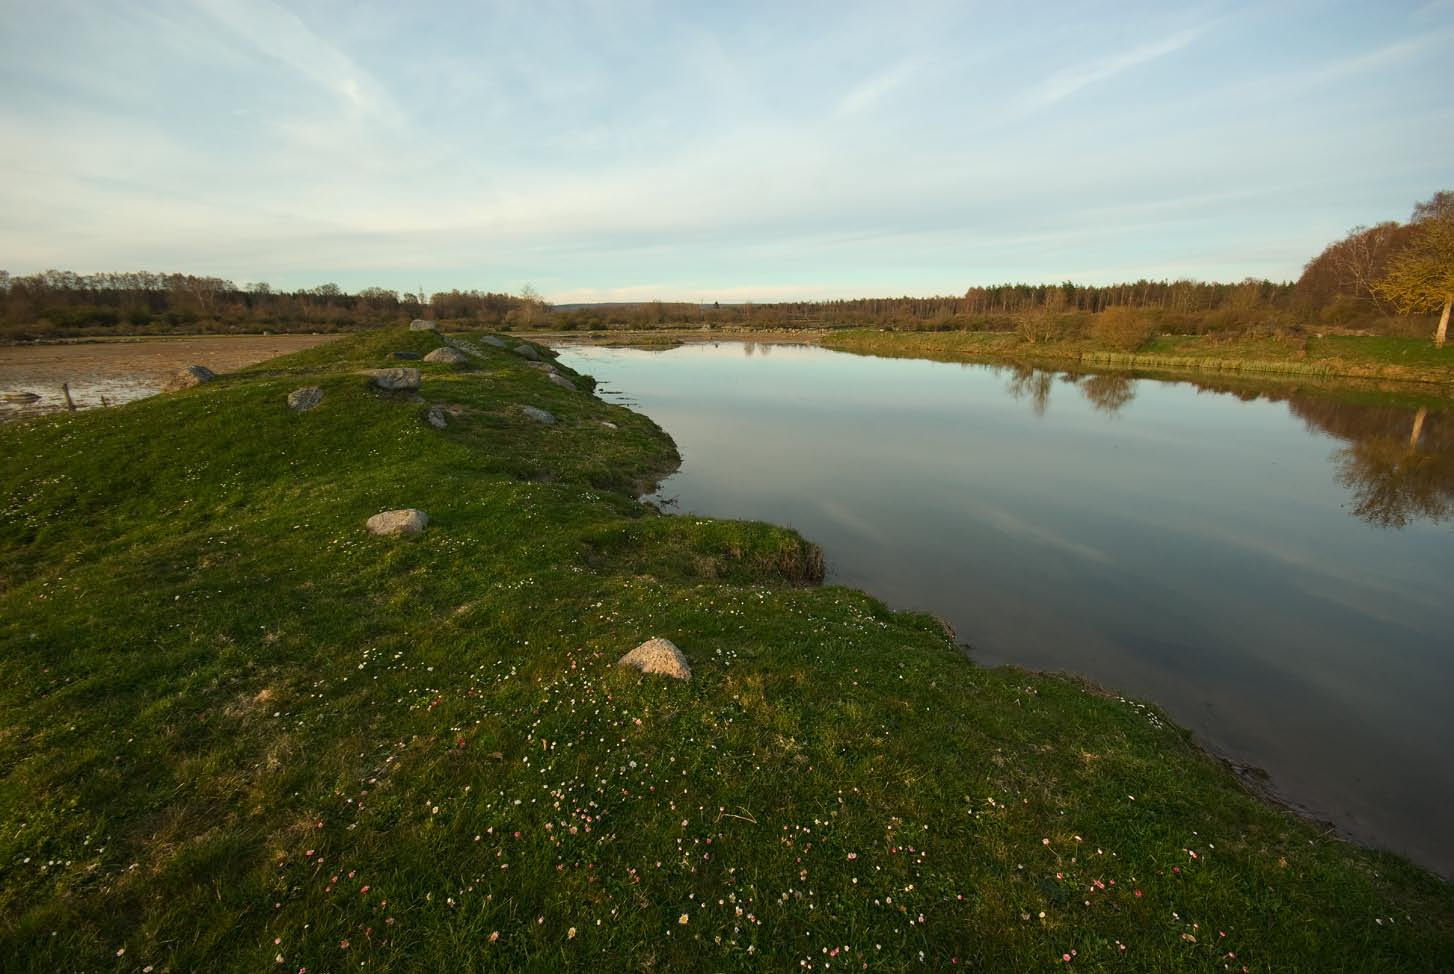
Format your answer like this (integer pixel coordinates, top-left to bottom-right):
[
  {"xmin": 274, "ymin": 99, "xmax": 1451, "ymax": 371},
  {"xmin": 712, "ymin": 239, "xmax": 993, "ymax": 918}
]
[{"xmin": 0, "ymin": 334, "xmax": 341, "ymax": 419}]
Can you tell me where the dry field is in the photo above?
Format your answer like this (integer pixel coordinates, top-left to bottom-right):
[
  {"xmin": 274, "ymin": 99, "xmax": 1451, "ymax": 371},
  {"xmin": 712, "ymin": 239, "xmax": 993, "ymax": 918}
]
[{"xmin": 0, "ymin": 334, "xmax": 340, "ymax": 420}]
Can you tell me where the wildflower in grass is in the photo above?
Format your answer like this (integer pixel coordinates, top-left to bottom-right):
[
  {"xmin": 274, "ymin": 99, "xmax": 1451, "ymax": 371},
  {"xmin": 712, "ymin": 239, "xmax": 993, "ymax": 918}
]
[
  {"xmin": 568, "ymin": 927, "xmax": 577, "ymax": 939},
  {"xmin": 679, "ymin": 913, "xmax": 690, "ymax": 925}
]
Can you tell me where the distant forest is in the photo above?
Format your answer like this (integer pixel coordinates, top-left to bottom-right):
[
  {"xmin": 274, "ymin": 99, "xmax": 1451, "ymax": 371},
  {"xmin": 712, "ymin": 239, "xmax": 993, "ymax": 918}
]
[{"xmin": 0, "ymin": 194, "xmax": 1442, "ymax": 343}]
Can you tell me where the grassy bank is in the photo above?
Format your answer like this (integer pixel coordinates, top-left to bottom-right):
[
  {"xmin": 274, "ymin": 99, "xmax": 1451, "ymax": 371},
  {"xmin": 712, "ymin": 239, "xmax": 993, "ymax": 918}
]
[
  {"xmin": 821, "ymin": 329, "xmax": 1454, "ymax": 394},
  {"xmin": 1, "ymin": 327, "xmax": 1449, "ymax": 972}
]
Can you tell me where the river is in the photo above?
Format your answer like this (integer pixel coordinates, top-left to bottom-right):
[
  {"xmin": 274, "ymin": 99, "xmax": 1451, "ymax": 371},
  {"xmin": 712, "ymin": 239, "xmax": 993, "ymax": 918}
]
[{"xmin": 556, "ymin": 340, "xmax": 1454, "ymax": 877}]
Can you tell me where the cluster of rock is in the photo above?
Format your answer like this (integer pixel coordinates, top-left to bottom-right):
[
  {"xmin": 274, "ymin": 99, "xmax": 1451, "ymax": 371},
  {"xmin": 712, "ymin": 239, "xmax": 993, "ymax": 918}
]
[{"xmin": 409, "ymin": 320, "xmax": 438, "ymax": 331}]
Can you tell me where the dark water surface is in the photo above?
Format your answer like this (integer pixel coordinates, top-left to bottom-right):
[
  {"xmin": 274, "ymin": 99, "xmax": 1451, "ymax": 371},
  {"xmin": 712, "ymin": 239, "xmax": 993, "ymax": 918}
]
[{"xmin": 556, "ymin": 341, "xmax": 1454, "ymax": 877}]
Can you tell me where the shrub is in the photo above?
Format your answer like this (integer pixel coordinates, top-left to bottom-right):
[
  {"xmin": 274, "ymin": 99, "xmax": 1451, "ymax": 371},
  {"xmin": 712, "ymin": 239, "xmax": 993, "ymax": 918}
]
[{"xmin": 1092, "ymin": 305, "xmax": 1156, "ymax": 350}]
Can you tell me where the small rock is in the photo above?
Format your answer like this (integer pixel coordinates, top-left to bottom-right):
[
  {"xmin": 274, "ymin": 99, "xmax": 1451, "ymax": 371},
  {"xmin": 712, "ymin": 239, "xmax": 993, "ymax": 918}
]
[
  {"xmin": 287, "ymin": 386, "xmax": 324, "ymax": 411},
  {"xmin": 370, "ymin": 368, "xmax": 421, "ymax": 391},
  {"xmin": 163, "ymin": 365, "xmax": 216, "ymax": 392},
  {"xmin": 617, "ymin": 638, "xmax": 691, "ymax": 681},
  {"xmin": 521, "ymin": 405, "xmax": 555, "ymax": 425},
  {"xmin": 548, "ymin": 374, "xmax": 577, "ymax": 392},
  {"xmin": 482, "ymin": 335, "xmax": 507, "ymax": 348},
  {"xmin": 409, "ymin": 319, "xmax": 438, "ymax": 331},
  {"xmin": 527, "ymin": 361, "xmax": 559, "ymax": 374},
  {"xmin": 391, "ymin": 350, "xmax": 421, "ymax": 360},
  {"xmin": 425, "ymin": 405, "xmax": 447, "ymax": 429},
  {"xmin": 600, "ymin": 421, "xmax": 618, "ymax": 430},
  {"xmin": 366, "ymin": 508, "xmax": 428, "ymax": 536},
  {"xmin": 512, "ymin": 343, "xmax": 541, "ymax": 361},
  {"xmin": 424, "ymin": 347, "xmax": 470, "ymax": 365}
]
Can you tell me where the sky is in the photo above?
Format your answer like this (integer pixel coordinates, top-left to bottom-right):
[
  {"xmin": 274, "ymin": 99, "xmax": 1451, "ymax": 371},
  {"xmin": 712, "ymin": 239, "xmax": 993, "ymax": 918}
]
[{"xmin": 1, "ymin": 0, "xmax": 1450, "ymax": 303}]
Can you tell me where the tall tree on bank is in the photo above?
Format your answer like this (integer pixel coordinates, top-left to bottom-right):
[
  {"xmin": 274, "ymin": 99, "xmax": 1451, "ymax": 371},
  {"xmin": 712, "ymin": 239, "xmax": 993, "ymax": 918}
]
[{"xmin": 1375, "ymin": 191, "xmax": 1454, "ymax": 346}]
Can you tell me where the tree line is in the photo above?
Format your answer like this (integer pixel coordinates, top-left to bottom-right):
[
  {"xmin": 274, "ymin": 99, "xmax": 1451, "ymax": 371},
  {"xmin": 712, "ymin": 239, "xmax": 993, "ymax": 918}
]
[{"xmin": 2, "ymin": 190, "xmax": 1448, "ymax": 344}]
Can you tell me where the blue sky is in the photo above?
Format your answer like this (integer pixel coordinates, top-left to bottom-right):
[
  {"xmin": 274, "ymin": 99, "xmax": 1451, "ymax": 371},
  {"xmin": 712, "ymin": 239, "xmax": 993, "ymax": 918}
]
[{"xmin": 1, "ymin": 0, "xmax": 1450, "ymax": 302}]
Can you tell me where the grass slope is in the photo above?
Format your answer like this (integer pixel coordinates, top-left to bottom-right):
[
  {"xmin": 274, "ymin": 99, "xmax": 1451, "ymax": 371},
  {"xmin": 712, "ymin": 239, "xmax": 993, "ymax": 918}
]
[
  {"xmin": 820, "ymin": 330, "xmax": 1454, "ymax": 396},
  {"xmin": 1, "ymin": 328, "xmax": 1449, "ymax": 972}
]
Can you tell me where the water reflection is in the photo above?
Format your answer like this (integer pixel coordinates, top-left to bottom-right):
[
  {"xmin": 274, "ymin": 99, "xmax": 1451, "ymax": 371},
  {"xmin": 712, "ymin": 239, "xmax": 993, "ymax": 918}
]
[
  {"xmin": 1004, "ymin": 365, "xmax": 1054, "ymax": 417},
  {"xmin": 1320, "ymin": 407, "xmax": 1453, "ymax": 528},
  {"xmin": 994, "ymin": 365, "xmax": 1453, "ymax": 530},
  {"xmin": 1078, "ymin": 373, "xmax": 1137, "ymax": 416}
]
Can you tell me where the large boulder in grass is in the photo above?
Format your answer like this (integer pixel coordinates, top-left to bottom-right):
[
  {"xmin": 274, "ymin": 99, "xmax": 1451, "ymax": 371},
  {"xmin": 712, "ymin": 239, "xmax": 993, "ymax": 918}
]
[
  {"xmin": 366, "ymin": 509, "xmax": 428, "ymax": 536},
  {"xmin": 164, "ymin": 365, "xmax": 216, "ymax": 392},
  {"xmin": 512, "ymin": 343, "xmax": 540, "ymax": 361},
  {"xmin": 520, "ymin": 405, "xmax": 555, "ymax": 425},
  {"xmin": 409, "ymin": 319, "xmax": 438, "ymax": 331},
  {"xmin": 424, "ymin": 346, "xmax": 470, "ymax": 365},
  {"xmin": 548, "ymin": 374, "xmax": 577, "ymax": 392},
  {"xmin": 370, "ymin": 368, "xmax": 421, "ymax": 391},
  {"xmin": 617, "ymin": 638, "xmax": 691, "ymax": 681},
  {"xmin": 287, "ymin": 386, "xmax": 323, "ymax": 411},
  {"xmin": 482, "ymin": 335, "xmax": 507, "ymax": 349}
]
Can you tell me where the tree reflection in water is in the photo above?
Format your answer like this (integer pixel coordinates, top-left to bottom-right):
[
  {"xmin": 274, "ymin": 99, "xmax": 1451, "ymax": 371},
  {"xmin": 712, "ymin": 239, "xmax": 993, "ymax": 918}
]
[
  {"xmin": 1078, "ymin": 372, "xmax": 1137, "ymax": 415},
  {"xmin": 1317, "ymin": 406, "xmax": 1454, "ymax": 528},
  {"xmin": 1004, "ymin": 365, "xmax": 1055, "ymax": 417},
  {"xmin": 998, "ymin": 365, "xmax": 1453, "ymax": 529}
]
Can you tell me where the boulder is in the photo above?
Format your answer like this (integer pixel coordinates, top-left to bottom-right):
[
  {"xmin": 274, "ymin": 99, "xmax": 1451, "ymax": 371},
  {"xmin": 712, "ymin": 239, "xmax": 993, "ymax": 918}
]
[
  {"xmin": 482, "ymin": 335, "xmax": 507, "ymax": 348},
  {"xmin": 512, "ymin": 343, "xmax": 541, "ymax": 361},
  {"xmin": 163, "ymin": 365, "xmax": 216, "ymax": 392},
  {"xmin": 600, "ymin": 421, "xmax": 618, "ymax": 430},
  {"xmin": 391, "ymin": 350, "xmax": 421, "ymax": 360},
  {"xmin": 425, "ymin": 405, "xmax": 447, "ymax": 429},
  {"xmin": 409, "ymin": 319, "xmax": 438, "ymax": 331},
  {"xmin": 617, "ymin": 638, "xmax": 691, "ymax": 681},
  {"xmin": 366, "ymin": 508, "xmax": 428, "ymax": 536},
  {"xmin": 548, "ymin": 374, "xmax": 577, "ymax": 392},
  {"xmin": 287, "ymin": 386, "xmax": 323, "ymax": 412},
  {"xmin": 521, "ymin": 405, "xmax": 555, "ymax": 425},
  {"xmin": 424, "ymin": 346, "xmax": 470, "ymax": 365},
  {"xmin": 370, "ymin": 368, "xmax": 421, "ymax": 391},
  {"xmin": 527, "ymin": 361, "xmax": 559, "ymax": 374}
]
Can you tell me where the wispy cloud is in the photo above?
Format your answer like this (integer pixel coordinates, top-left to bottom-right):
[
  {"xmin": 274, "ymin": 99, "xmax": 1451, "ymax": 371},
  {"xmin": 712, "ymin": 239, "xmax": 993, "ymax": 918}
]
[
  {"xmin": 834, "ymin": 59, "xmax": 919, "ymax": 117},
  {"xmin": 1024, "ymin": 28, "xmax": 1200, "ymax": 108},
  {"xmin": 1285, "ymin": 33, "xmax": 1451, "ymax": 91},
  {"xmin": 191, "ymin": 0, "xmax": 401, "ymax": 124}
]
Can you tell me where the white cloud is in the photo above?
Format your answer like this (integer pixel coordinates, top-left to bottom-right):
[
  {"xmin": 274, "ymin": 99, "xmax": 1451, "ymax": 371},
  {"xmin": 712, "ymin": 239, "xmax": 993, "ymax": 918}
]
[
  {"xmin": 1023, "ymin": 28, "xmax": 1200, "ymax": 109},
  {"xmin": 834, "ymin": 59, "xmax": 920, "ymax": 117}
]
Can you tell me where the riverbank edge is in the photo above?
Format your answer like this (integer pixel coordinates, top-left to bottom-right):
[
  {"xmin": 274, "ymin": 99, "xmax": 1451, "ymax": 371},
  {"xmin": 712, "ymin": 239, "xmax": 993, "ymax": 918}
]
[
  {"xmin": 553, "ymin": 333, "xmax": 1446, "ymax": 869},
  {"xmin": 817, "ymin": 328, "xmax": 1454, "ymax": 396}
]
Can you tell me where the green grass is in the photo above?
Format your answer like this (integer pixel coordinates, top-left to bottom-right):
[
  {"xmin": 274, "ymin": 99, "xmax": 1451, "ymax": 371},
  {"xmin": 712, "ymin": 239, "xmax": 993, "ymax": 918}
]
[
  {"xmin": 822, "ymin": 329, "xmax": 1454, "ymax": 396},
  {"xmin": 1, "ymin": 327, "xmax": 1450, "ymax": 972}
]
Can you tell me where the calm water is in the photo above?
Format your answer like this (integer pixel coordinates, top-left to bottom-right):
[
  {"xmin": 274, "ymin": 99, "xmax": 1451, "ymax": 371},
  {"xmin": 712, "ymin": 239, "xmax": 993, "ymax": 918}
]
[{"xmin": 556, "ymin": 341, "xmax": 1454, "ymax": 877}]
